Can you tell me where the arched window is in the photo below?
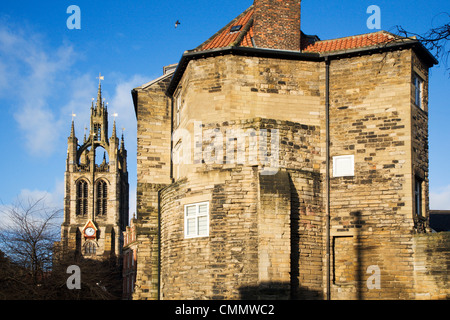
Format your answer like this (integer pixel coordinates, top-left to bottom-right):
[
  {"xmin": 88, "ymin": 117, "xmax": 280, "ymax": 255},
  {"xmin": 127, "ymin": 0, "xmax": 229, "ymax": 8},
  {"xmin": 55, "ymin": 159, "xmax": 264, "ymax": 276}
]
[
  {"xmin": 76, "ymin": 180, "xmax": 88, "ymax": 216},
  {"xmin": 84, "ymin": 241, "xmax": 97, "ymax": 255},
  {"xmin": 94, "ymin": 124, "xmax": 101, "ymax": 141},
  {"xmin": 96, "ymin": 180, "xmax": 107, "ymax": 216}
]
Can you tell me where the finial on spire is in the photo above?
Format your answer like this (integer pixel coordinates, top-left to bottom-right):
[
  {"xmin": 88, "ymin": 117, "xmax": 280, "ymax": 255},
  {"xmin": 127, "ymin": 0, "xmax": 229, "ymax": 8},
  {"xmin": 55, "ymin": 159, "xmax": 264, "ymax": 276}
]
[
  {"xmin": 70, "ymin": 112, "xmax": 76, "ymax": 138},
  {"xmin": 96, "ymin": 73, "xmax": 104, "ymax": 109},
  {"xmin": 96, "ymin": 72, "xmax": 104, "ymax": 85},
  {"xmin": 113, "ymin": 112, "xmax": 118, "ymax": 126},
  {"xmin": 121, "ymin": 127, "xmax": 125, "ymax": 149},
  {"xmin": 111, "ymin": 118, "xmax": 117, "ymax": 139}
]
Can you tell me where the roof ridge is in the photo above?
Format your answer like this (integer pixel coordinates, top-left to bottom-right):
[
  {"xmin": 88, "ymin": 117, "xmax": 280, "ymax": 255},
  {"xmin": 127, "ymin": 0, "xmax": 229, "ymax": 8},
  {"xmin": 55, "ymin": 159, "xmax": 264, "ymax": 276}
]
[
  {"xmin": 190, "ymin": 7, "xmax": 417, "ymax": 55},
  {"xmin": 302, "ymin": 30, "xmax": 416, "ymax": 53},
  {"xmin": 312, "ymin": 30, "xmax": 400, "ymax": 44},
  {"xmin": 134, "ymin": 70, "xmax": 175, "ymax": 91}
]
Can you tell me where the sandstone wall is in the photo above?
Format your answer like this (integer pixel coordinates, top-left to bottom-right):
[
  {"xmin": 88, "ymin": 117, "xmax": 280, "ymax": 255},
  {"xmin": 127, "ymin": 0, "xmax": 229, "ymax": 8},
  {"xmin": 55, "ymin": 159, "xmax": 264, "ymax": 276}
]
[
  {"xmin": 134, "ymin": 47, "xmax": 436, "ymax": 300},
  {"xmin": 413, "ymin": 232, "xmax": 450, "ymax": 299},
  {"xmin": 327, "ymin": 49, "xmax": 430, "ymax": 299},
  {"xmin": 132, "ymin": 74, "xmax": 173, "ymax": 300},
  {"xmin": 161, "ymin": 117, "xmax": 323, "ymax": 299}
]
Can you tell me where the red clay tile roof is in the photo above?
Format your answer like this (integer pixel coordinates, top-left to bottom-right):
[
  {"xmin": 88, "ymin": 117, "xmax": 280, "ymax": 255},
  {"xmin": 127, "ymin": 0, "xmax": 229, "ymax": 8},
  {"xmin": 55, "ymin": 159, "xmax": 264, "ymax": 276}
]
[
  {"xmin": 197, "ymin": 7, "xmax": 254, "ymax": 51},
  {"xmin": 302, "ymin": 32, "xmax": 398, "ymax": 53},
  {"xmin": 195, "ymin": 6, "xmax": 406, "ymax": 54}
]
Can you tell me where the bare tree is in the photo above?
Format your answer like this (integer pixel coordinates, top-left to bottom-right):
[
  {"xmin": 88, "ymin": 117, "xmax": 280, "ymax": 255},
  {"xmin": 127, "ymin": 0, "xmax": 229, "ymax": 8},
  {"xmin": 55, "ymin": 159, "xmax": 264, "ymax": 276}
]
[
  {"xmin": 0, "ymin": 196, "xmax": 122, "ymax": 300},
  {"xmin": 0, "ymin": 196, "xmax": 62, "ymax": 296},
  {"xmin": 396, "ymin": 12, "xmax": 450, "ymax": 70}
]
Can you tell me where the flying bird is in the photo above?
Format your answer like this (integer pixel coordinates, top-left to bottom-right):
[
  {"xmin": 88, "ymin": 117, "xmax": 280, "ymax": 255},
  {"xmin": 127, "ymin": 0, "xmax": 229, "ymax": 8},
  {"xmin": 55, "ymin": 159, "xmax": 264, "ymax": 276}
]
[{"xmin": 175, "ymin": 20, "xmax": 181, "ymax": 28}]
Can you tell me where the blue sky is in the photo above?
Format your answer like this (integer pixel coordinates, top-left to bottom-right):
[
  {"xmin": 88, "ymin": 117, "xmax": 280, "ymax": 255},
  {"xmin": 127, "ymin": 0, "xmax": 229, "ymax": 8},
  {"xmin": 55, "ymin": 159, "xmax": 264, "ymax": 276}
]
[{"xmin": 0, "ymin": 0, "xmax": 449, "ymax": 218}]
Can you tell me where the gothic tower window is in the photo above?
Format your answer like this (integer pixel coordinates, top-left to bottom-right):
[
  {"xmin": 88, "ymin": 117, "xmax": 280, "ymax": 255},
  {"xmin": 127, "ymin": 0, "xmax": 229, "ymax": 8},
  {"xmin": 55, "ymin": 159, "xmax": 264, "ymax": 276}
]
[
  {"xmin": 96, "ymin": 180, "xmax": 108, "ymax": 216},
  {"xmin": 76, "ymin": 179, "xmax": 88, "ymax": 216},
  {"xmin": 84, "ymin": 241, "xmax": 97, "ymax": 255},
  {"xmin": 94, "ymin": 123, "xmax": 101, "ymax": 141}
]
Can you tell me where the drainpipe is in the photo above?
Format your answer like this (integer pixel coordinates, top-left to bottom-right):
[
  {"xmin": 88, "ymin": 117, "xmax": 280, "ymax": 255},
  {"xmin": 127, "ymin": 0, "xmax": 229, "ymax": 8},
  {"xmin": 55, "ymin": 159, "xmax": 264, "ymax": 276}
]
[
  {"xmin": 325, "ymin": 56, "xmax": 331, "ymax": 300},
  {"xmin": 157, "ymin": 188, "xmax": 162, "ymax": 300}
]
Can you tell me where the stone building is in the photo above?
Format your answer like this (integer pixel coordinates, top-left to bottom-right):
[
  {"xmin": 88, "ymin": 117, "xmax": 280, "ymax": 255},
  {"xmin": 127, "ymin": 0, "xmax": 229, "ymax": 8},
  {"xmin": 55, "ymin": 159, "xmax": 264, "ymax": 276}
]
[
  {"xmin": 59, "ymin": 78, "xmax": 129, "ymax": 261},
  {"xmin": 122, "ymin": 214, "xmax": 138, "ymax": 299},
  {"xmin": 131, "ymin": 0, "xmax": 449, "ymax": 299}
]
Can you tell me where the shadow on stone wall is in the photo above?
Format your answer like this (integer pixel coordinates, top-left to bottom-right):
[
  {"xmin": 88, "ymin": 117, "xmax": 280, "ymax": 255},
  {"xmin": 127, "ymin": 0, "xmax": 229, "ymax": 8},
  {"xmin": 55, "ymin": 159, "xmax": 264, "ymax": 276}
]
[{"xmin": 239, "ymin": 282, "xmax": 323, "ymax": 300}]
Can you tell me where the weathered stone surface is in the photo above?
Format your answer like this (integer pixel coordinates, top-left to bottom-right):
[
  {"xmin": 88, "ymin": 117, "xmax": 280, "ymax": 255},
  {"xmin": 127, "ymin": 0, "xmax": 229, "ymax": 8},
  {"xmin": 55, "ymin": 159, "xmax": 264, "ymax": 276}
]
[{"xmin": 132, "ymin": 48, "xmax": 447, "ymax": 300}]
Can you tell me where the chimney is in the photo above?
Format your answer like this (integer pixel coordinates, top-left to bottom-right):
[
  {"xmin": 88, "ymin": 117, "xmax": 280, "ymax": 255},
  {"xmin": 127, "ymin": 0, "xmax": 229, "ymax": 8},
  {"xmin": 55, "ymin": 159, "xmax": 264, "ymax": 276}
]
[{"xmin": 253, "ymin": 0, "xmax": 301, "ymax": 51}]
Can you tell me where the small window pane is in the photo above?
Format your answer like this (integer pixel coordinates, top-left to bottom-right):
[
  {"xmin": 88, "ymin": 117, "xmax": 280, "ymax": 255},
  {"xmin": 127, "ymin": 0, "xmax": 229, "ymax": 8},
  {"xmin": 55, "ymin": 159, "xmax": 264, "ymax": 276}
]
[
  {"xmin": 415, "ymin": 178, "xmax": 422, "ymax": 216},
  {"xmin": 230, "ymin": 25, "xmax": 242, "ymax": 32},
  {"xmin": 186, "ymin": 218, "xmax": 196, "ymax": 236},
  {"xmin": 414, "ymin": 74, "xmax": 423, "ymax": 109},
  {"xmin": 186, "ymin": 205, "xmax": 196, "ymax": 216},
  {"xmin": 198, "ymin": 216, "xmax": 208, "ymax": 235},
  {"xmin": 198, "ymin": 204, "xmax": 208, "ymax": 214}
]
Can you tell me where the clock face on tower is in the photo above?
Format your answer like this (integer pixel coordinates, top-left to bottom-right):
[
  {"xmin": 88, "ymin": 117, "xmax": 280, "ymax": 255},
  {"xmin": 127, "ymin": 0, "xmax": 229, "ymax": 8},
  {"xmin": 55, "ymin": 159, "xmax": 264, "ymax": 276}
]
[{"xmin": 85, "ymin": 227, "xmax": 96, "ymax": 237}]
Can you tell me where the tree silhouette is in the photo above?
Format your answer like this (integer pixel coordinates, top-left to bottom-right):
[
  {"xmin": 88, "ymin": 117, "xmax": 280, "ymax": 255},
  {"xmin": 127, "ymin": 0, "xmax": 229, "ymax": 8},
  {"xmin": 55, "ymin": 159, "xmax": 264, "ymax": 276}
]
[
  {"xmin": 0, "ymin": 196, "xmax": 122, "ymax": 300},
  {"xmin": 0, "ymin": 196, "xmax": 61, "ymax": 291},
  {"xmin": 396, "ymin": 12, "xmax": 450, "ymax": 71}
]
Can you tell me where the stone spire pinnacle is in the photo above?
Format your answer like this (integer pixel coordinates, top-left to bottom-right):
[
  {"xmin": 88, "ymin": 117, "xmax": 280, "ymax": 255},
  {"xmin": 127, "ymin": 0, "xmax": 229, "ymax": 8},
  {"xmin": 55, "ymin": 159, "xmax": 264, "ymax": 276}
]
[
  {"xmin": 69, "ymin": 119, "xmax": 75, "ymax": 138},
  {"xmin": 121, "ymin": 131, "xmax": 125, "ymax": 150},
  {"xmin": 69, "ymin": 111, "xmax": 76, "ymax": 139},
  {"xmin": 111, "ymin": 119, "xmax": 117, "ymax": 139},
  {"xmin": 96, "ymin": 73, "xmax": 104, "ymax": 109},
  {"xmin": 96, "ymin": 83, "xmax": 102, "ymax": 109}
]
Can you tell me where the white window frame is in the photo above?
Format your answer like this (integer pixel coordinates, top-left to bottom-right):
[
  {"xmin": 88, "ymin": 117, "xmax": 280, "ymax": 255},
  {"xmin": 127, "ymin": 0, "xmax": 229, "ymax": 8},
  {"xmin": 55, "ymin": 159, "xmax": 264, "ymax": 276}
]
[
  {"xmin": 184, "ymin": 201, "xmax": 209, "ymax": 239},
  {"xmin": 333, "ymin": 155, "xmax": 355, "ymax": 178}
]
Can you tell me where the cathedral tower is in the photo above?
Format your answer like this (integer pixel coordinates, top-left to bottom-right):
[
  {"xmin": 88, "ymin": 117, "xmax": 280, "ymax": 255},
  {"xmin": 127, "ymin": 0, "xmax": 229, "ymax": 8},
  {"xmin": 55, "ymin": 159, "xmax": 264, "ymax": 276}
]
[{"xmin": 61, "ymin": 75, "xmax": 129, "ymax": 261}]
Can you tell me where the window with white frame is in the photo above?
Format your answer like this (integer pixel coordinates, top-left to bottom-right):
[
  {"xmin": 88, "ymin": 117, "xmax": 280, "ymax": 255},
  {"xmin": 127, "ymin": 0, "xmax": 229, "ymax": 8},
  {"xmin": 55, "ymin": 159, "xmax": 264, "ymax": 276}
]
[
  {"xmin": 184, "ymin": 202, "xmax": 209, "ymax": 238},
  {"xmin": 413, "ymin": 73, "xmax": 423, "ymax": 109}
]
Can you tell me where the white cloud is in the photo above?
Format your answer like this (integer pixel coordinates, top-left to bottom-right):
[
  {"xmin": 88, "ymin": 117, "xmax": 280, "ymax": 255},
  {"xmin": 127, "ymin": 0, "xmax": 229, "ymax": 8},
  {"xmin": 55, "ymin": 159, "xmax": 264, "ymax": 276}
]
[
  {"xmin": 0, "ymin": 23, "xmax": 76, "ymax": 156},
  {"xmin": 60, "ymin": 73, "xmax": 97, "ymax": 139},
  {"xmin": 0, "ymin": 179, "xmax": 65, "ymax": 230},
  {"xmin": 430, "ymin": 185, "xmax": 450, "ymax": 210},
  {"xmin": 0, "ymin": 20, "xmax": 148, "ymax": 158},
  {"xmin": 108, "ymin": 74, "xmax": 147, "ymax": 135},
  {"xmin": 14, "ymin": 105, "xmax": 63, "ymax": 156},
  {"xmin": 0, "ymin": 20, "xmax": 148, "ymax": 220},
  {"xmin": 17, "ymin": 179, "xmax": 65, "ymax": 211}
]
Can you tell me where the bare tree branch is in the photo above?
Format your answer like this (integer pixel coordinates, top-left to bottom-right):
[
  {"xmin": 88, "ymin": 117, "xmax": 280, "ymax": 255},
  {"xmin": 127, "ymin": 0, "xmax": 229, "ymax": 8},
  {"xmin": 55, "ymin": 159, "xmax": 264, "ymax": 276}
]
[
  {"xmin": 1, "ymin": 196, "xmax": 122, "ymax": 300},
  {"xmin": 0, "ymin": 195, "xmax": 62, "ymax": 285},
  {"xmin": 395, "ymin": 12, "xmax": 450, "ymax": 70}
]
